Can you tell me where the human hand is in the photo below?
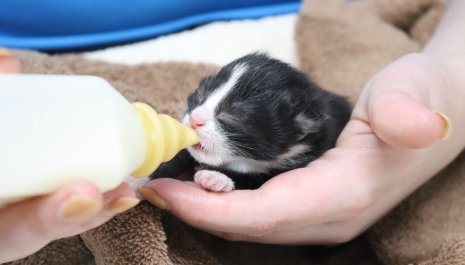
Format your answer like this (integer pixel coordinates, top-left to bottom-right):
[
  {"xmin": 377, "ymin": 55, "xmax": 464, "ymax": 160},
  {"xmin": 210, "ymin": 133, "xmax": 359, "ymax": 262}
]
[
  {"xmin": 142, "ymin": 0, "xmax": 465, "ymax": 245},
  {"xmin": 0, "ymin": 181, "xmax": 139, "ymax": 262},
  {"xmin": 139, "ymin": 52, "xmax": 464, "ymax": 244},
  {"xmin": 0, "ymin": 49, "xmax": 140, "ymax": 263},
  {"xmin": 0, "ymin": 181, "xmax": 139, "ymax": 263}
]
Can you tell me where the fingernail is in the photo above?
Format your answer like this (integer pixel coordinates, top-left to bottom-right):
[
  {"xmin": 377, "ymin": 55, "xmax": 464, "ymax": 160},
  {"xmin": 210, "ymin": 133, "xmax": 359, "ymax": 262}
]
[
  {"xmin": 60, "ymin": 196, "xmax": 102, "ymax": 222},
  {"xmin": 137, "ymin": 188, "xmax": 168, "ymax": 210},
  {"xmin": 105, "ymin": 197, "xmax": 140, "ymax": 215},
  {"xmin": 0, "ymin": 48, "xmax": 12, "ymax": 59},
  {"xmin": 432, "ymin": 110, "xmax": 453, "ymax": 140}
]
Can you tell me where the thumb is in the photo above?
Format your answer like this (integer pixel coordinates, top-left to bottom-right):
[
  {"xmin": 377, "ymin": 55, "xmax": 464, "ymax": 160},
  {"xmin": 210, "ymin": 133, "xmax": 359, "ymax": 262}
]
[
  {"xmin": 0, "ymin": 181, "xmax": 104, "ymax": 262},
  {"xmin": 368, "ymin": 86, "xmax": 451, "ymax": 149},
  {"xmin": 360, "ymin": 54, "xmax": 455, "ymax": 149}
]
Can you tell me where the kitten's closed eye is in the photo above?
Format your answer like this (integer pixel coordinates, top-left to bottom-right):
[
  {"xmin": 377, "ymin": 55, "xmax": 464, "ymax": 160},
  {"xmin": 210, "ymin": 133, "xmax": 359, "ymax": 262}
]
[
  {"xmin": 216, "ymin": 112, "xmax": 234, "ymax": 122},
  {"xmin": 216, "ymin": 113, "xmax": 248, "ymax": 133}
]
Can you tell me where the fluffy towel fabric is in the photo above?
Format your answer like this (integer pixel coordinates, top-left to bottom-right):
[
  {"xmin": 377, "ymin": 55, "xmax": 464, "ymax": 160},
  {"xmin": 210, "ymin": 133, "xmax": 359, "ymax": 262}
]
[{"xmin": 6, "ymin": 0, "xmax": 464, "ymax": 264}]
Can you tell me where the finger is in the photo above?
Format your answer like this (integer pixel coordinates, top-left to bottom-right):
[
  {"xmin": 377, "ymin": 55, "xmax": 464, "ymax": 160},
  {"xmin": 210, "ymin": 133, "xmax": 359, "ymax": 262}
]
[
  {"xmin": 141, "ymin": 159, "xmax": 360, "ymax": 237},
  {"xmin": 369, "ymin": 90, "xmax": 446, "ymax": 148},
  {"xmin": 203, "ymin": 222, "xmax": 350, "ymax": 245},
  {"xmin": 142, "ymin": 178, "xmax": 276, "ymax": 235},
  {"xmin": 102, "ymin": 182, "xmax": 138, "ymax": 212},
  {"xmin": 361, "ymin": 55, "xmax": 452, "ymax": 149},
  {"xmin": 141, "ymin": 139, "xmax": 420, "ymax": 244},
  {"xmin": 0, "ymin": 181, "xmax": 104, "ymax": 262},
  {"xmin": 0, "ymin": 48, "xmax": 21, "ymax": 73},
  {"xmin": 80, "ymin": 183, "xmax": 139, "ymax": 230}
]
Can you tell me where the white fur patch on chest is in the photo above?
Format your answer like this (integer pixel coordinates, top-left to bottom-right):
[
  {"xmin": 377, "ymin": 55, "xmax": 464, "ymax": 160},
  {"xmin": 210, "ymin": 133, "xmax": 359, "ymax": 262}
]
[{"xmin": 225, "ymin": 144, "xmax": 311, "ymax": 174}]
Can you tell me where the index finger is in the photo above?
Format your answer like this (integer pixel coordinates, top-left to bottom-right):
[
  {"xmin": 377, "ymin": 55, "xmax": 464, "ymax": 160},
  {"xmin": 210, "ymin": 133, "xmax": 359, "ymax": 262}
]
[{"xmin": 140, "ymin": 161, "xmax": 351, "ymax": 237}]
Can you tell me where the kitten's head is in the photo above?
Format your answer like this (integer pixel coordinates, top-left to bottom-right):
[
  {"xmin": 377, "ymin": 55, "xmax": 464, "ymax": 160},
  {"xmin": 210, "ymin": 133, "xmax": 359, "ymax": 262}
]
[{"xmin": 182, "ymin": 53, "xmax": 330, "ymax": 173}]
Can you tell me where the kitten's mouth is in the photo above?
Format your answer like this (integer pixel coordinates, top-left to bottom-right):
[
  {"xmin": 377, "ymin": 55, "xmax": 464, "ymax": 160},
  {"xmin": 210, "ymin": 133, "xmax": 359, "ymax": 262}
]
[{"xmin": 192, "ymin": 142, "xmax": 206, "ymax": 152}]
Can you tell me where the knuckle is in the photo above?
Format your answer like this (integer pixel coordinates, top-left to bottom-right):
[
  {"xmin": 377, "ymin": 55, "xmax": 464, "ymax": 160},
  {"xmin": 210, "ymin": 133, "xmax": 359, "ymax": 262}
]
[
  {"xmin": 243, "ymin": 191, "xmax": 279, "ymax": 237},
  {"xmin": 349, "ymin": 193, "xmax": 373, "ymax": 215},
  {"xmin": 32, "ymin": 213, "xmax": 54, "ymax": 240},
  {"xmin": 245, "ymin": 217, "xmax": 278, "ymax": 237},
  {"xmin": 343, "ymin": 182, "xmax": 375, "ymax": 218},
  {"xmin": 79, "ymin": 212, "xmax": 112, "ymax": 232},
  {"xmin": 183, "ymin": 213, "xmax": 206, "ymax": 228}
]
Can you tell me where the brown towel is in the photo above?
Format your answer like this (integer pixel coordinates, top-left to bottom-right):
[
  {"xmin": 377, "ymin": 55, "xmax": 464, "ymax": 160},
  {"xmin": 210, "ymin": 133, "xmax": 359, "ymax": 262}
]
[{"xmin": 7, "ymin": 0, "xmax": 465, "ymax": 264}]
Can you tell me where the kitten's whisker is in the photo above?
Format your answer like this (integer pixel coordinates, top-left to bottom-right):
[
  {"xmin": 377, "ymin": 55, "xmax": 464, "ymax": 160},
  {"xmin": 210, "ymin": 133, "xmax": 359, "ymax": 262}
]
[{"xmin": 181, "ymin": 80, "xmax": 189, "ymax": 111}]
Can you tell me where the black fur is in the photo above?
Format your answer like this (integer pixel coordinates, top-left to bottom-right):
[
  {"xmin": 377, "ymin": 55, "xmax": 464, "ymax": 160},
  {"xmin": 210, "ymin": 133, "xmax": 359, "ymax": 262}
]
[{"xmin": 150, "ymin": 53, "xmax": 351, "ymax": 190}]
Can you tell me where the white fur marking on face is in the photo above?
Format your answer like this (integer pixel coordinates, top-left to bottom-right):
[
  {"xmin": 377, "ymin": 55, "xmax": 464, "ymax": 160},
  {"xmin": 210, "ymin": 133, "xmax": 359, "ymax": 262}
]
[
  {"xmin": 184, "ymin": 64, "xmax": 248, "ymax": 166},
  {"xmin": 202, "ymin": 64, "xmax": 248, "ymax": 112},
  {"xmin": 194, "ymin": 170, "xmax": 235, "ymax": 192},
  {"xmin": 182, "ymin": 63, "xmax": 248, "ymax": 125}
]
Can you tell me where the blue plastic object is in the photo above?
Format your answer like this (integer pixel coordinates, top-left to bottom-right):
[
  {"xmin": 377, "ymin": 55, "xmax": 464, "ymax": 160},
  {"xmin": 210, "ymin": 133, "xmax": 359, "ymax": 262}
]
[{"xmin": 0, "ymin": 0, "xmax": 301, "ymax": 51}]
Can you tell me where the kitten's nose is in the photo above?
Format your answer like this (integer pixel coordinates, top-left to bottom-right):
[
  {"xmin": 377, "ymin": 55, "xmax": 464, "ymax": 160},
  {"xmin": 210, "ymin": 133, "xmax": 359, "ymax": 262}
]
[{"xmin": 190, "ymin": 115, "xmax": 205, "ymax": 129}]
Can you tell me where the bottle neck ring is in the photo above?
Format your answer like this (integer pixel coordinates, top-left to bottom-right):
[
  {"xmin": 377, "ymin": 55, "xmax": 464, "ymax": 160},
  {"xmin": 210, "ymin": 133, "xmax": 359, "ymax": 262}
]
[
  {"xmin": 131, "ymin": 102, "xmax": 198, "ymax": 178},
  {"xmin": 131, "ymin": 102, "xmax": 164, "ymax": 177}
]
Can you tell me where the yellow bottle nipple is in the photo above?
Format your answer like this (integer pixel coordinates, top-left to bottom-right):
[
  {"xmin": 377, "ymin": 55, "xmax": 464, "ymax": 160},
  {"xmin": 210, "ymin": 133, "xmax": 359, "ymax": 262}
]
[{"xmin": 131, "ymin": 102, "xmax": 198, "ymax": 177}]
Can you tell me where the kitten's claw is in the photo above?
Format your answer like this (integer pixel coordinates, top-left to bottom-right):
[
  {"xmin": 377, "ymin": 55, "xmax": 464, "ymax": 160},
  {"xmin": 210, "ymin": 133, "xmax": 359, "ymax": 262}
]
[{"xmin": 194, "ymin": 170, "xmax": 235, "ymax": 192}]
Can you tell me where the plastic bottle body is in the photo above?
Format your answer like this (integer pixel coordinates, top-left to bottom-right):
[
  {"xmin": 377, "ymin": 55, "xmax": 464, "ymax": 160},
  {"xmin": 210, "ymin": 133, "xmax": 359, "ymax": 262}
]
[{"xmin": 0, "ymin": 74, "xmax": 148, "ymax": 206}]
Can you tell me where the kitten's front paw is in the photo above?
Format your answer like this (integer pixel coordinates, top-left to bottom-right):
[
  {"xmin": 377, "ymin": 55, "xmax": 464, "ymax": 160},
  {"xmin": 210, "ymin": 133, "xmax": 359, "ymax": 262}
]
[{"xmin": 194, "ymin": 170, "xmax": 235, "ymax": 192}]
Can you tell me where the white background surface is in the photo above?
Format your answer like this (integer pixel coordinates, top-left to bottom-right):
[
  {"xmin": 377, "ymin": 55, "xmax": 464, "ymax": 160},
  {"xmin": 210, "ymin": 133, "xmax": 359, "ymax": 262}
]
[{"xmin": 84, "ymin": 14, "xmax": 298, "ymax": 67}]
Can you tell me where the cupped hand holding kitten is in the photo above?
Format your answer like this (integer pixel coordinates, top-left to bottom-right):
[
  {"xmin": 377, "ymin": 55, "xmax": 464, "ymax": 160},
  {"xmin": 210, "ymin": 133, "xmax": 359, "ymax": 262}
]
[{"xmin": 141, "ymin": 0, "xmax": 465, "ymax": 244}]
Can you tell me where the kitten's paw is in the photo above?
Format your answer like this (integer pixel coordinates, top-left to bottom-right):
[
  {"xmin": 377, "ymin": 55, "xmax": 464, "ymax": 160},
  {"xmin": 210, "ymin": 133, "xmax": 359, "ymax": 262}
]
[
  {"xmin": 125, "ymin": 176, "xmax": 151, "ymax": 200},
  {"xmin": 194, "ymin": 170, "xmax": 235, "ymax": 192}
]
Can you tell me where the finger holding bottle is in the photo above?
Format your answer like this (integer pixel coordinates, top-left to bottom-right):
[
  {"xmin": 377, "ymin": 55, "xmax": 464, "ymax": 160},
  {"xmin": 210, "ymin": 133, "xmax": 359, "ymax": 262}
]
[
  {"xmin": 0, "ymin": 181, "xmax": 138, "ymax": 263},
  {"xmin": 0, "ymin": 47, "xmax": 21, "ymax": 73}
]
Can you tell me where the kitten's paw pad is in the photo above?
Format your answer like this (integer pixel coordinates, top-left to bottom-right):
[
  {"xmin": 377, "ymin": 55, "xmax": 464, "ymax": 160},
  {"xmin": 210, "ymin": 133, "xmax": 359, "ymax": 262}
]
[{"xmin": 194, "ymin": 170, "xmax": 235, "ymax": 192}]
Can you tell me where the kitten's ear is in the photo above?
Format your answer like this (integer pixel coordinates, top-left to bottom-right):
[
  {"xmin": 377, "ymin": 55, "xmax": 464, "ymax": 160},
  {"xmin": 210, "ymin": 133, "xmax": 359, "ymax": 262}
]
[{"xmin": 294, "ymin": 114, "xmax": 325, "ymax": 140}]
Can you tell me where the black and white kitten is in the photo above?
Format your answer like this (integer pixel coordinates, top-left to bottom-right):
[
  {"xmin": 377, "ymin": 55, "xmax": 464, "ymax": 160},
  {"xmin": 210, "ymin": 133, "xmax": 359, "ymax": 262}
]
[{"xmin": 150, "ymin": 53, "xmax": 351, "ymax": 191}]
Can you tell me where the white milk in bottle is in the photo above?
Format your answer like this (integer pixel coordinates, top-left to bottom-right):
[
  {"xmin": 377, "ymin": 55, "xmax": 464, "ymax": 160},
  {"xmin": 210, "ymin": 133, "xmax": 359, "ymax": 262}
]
[{"xmin": 0, "ymin": 74, "xmax": 198, "ymax": 206}]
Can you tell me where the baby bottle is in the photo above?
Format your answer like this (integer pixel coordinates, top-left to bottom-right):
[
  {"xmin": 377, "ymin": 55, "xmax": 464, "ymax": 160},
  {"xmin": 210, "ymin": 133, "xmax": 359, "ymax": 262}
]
[{"xmin": 0, "ymin": 74, "xmax": 198, "ymax": 206}]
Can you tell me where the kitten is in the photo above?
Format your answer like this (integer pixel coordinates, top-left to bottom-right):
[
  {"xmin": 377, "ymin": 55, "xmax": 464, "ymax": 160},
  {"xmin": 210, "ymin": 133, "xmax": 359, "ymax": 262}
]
[{"xmin": 150, "ymin": 53, "xmax": 351, "ymax": 191}]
